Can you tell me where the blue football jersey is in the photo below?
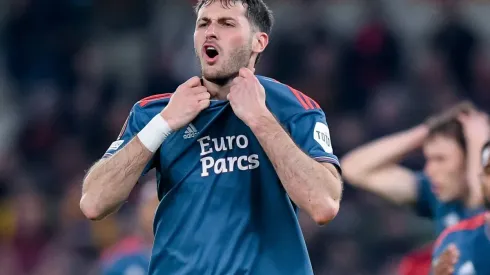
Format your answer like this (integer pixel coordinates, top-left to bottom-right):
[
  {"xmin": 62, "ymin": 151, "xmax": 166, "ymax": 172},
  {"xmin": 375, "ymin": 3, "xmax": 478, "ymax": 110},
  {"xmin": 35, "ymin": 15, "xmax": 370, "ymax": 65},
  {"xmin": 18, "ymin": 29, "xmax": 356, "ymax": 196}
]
[
  {"xmin": 101, "ymin": 236, "xmax": 150, "ymax": 275},
  {"xmin": 432, "ymin": 213, "xmax": 490, "ymax": 275},
  {"xmin": 414, "ymin": 172, "xmax": 484, "ymax": 235},
  {"xmin": 103, "ymin": 75, "xmax": 340, "ymax": 275}
]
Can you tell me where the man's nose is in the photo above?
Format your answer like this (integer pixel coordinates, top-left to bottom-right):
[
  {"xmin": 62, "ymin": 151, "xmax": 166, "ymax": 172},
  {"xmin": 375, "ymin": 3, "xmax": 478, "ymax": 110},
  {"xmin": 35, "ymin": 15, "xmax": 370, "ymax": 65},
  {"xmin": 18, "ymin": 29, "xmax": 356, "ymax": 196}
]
[{"xmin": 205, "ymin": 24, "xmax": 217, "ymax": 40}]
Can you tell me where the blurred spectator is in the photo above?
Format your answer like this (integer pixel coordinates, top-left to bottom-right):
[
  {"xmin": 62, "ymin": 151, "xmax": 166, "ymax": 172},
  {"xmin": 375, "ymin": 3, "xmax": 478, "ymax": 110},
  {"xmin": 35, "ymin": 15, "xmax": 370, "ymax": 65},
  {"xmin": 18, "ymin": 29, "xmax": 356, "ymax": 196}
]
[{"xmin": 430, "ymin": 0, "xmax": 479, "ymax": 93}]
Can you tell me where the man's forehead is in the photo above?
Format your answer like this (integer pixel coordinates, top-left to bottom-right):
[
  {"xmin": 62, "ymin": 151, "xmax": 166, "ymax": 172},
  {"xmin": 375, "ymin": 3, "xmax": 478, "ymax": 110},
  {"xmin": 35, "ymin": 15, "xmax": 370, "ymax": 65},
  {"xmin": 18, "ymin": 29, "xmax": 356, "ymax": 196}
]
[{"xmin": 197, "ymin": 1, "xmax": 247, "ymax": 19}]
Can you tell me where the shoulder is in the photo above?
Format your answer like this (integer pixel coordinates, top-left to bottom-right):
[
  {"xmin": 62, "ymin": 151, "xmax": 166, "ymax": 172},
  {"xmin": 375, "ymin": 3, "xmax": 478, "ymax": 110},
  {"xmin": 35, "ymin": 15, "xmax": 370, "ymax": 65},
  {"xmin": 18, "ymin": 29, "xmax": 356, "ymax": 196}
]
[
  {"xmin": 257, "ymin": 75, "xmax": 323, "ymax": 122},
  {"xmin": 434, "ymin": 214, "xmax": 486, "ymax": 250},
  {"xmin": 137, "ymin": 93, "xmax": 172, "ymax": 108},
  {"xmin": 132, "ymin": 93, "xmax": 173, "ymax": 117}
]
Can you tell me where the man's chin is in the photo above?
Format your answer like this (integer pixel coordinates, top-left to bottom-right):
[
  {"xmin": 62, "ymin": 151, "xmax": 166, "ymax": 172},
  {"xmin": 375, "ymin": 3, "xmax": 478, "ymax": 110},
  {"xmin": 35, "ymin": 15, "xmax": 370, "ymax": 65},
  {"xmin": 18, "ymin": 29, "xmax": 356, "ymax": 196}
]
[{"xmin": 202, "ymin": 69, "xmax": 238, "ymax": 84}]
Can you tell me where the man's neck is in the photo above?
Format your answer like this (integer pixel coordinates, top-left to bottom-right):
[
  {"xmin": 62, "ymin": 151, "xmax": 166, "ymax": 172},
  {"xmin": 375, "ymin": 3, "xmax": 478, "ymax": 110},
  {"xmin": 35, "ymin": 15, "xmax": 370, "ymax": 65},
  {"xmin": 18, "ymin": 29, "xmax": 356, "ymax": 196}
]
[{"xmin": 203, "ymin": 78, "xmax": 232, "ymax": 100}]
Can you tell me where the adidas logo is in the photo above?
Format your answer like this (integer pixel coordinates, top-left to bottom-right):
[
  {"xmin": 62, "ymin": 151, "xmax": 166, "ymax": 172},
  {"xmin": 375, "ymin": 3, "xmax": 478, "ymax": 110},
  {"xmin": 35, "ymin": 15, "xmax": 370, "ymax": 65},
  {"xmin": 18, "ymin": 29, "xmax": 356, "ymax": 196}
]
[{"xmin": 183, "ymin": 123, "xmax": 199, "ymax": 139}]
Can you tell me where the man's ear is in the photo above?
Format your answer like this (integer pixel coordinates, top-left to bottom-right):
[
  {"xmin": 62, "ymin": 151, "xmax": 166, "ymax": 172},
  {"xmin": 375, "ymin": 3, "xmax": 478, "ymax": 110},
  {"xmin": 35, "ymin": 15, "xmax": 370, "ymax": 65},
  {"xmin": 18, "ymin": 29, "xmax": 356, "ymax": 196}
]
[{"xmin": 252, "ymin": 32, "xmax": 268, "ymax": 54}]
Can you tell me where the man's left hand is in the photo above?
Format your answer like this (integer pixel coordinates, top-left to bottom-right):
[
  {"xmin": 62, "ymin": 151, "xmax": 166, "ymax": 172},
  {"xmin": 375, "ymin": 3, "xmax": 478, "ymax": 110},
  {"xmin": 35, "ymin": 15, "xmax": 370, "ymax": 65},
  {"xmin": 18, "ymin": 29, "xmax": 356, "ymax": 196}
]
[{"xmin": 228, "ymin": 68, "xmax": 271, "ymax": 126}]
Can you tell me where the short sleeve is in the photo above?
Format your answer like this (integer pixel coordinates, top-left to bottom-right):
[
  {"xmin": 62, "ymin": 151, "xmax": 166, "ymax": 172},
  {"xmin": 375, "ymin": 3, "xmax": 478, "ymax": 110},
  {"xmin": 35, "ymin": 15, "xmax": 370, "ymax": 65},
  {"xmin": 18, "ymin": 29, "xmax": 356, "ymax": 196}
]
[
  {"xmin": 286, "ymin": 109, "xmax": 341, "ymax": 173},
  {"xmin": 102, "ymin": 103, "xmax": 156, "ymax": 176},
  {"xmin": 414, "ymin": 171, "xmax": 437, "ymax": 219}
]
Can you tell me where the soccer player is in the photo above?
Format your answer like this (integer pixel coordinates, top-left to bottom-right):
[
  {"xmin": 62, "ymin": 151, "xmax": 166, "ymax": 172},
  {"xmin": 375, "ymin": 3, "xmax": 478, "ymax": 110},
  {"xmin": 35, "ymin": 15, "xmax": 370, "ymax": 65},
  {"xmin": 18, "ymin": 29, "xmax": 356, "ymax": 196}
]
[
  {"xmin": 432, "ymin": 140, "xmax": 490, "ymax": 275},
  {"xmin": 340, "ymin": 106, "xmax": 489, "ymax": 274},
  {"xmin": 100, "ymin": 182, "xmax": 158, "ymax": 275},
  {"xmin": 80, "ymin": 1, "xmax": 343, "ymax": 274}
]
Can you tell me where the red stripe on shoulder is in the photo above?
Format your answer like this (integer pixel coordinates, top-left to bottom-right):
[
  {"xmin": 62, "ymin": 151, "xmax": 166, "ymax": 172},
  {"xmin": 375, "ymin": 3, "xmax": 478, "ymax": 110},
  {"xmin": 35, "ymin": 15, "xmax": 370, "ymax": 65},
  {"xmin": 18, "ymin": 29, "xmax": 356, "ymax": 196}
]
[
  {"xmin": 434, "ymin": 214, "xmax": 486, "ymax": 250},
  {"xmin": 296, "ymin": 90, "xmax": 320, "ymax": 109},
  {"xmin": 298, "ymin": 92, "xmax": 315, "ymax": 109},
  {"xmin": 304, "ymin": 94, "xmax": 321, "ymax": 109},
  {"xmin": 139, "ymin": 93, "xmax": 172, "ymax": 107},
  {"xmin": 265, "ymin": 77, "xmax": 319, "ymax": 110},
  {"xmin": 285, "ymin": 85, "xmax": 311, "ymax": 110}
]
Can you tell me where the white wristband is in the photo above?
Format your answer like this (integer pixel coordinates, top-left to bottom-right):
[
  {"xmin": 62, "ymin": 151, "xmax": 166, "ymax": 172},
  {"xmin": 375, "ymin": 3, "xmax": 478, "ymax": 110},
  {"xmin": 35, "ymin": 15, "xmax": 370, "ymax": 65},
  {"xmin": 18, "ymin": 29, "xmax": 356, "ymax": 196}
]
[{"xmin": 137, "ymin": 115, "xmax": 173, "ymax": 153}]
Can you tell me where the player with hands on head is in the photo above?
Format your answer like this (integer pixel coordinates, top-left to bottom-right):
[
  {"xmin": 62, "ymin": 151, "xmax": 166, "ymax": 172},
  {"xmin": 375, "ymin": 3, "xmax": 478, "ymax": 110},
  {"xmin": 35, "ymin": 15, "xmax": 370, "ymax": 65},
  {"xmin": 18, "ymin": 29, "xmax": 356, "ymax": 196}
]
[
  {"xmin": 341, "ymin": 101, "xmax": 489, "ymax": 275},
  {"xmin": 342, "ymin": 101, "xmax": 487, "ymax": 232},
  {"xmin": 80, "ymin": 1, "xmax": 342, "ymax": 274}
]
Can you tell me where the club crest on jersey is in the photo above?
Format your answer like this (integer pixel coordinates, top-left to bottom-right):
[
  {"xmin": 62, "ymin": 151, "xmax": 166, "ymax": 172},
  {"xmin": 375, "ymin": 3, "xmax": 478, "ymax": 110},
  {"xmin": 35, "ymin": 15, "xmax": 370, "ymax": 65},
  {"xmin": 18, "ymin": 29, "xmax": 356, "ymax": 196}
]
[
  {"xmin": 183, "ymin": 123, "xmax": 199, "ymax": 139},
  {"xmin": 313, "ymin": 122, "xmax": 333, "ymax": 154}
]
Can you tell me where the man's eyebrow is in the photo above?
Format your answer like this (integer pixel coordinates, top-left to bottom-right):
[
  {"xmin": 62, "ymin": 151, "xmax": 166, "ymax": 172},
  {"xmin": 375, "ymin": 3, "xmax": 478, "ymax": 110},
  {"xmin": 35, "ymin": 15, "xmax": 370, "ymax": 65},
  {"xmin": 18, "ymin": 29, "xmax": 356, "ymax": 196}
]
[
  {"xmin": 197, "ymin": 17, "xmax": 211, "ymax": 22},
  {"xmin": 197, "ymin": 16, "xmax": 237, "ymax": 22}
]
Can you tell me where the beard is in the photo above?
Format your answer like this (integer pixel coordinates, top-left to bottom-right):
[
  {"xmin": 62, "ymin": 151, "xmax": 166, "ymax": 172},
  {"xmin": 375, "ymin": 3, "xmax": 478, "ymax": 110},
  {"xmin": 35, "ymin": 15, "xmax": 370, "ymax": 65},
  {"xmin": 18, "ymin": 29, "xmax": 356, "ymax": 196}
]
[{"xmin": 197, "ymin": 43, "xmax": 252, "ymax": 86}]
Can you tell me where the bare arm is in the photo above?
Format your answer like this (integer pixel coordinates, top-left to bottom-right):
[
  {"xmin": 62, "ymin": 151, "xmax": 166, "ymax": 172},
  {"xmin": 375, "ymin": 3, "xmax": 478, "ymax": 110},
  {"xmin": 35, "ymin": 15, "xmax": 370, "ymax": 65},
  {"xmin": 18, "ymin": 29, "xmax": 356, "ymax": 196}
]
[
  {"xmin": 80, "ymin": 76, "xmax": 210, "ymax": 221},
  {"xmin": 465, "ymin": 140, "xmax": 486, "ymax": 208},
  {"xmin": 340, "ymin": 125, "xmax": 429, "ymax": 205},
  {"xmin": 248, "ymin": 113, "xmax": 342, "ymax": 225},
  {"xmin": 80, "ymin": 138, "xmax": 153, "ymax": 220},
  {"xmin": 459, "ymin": 111, "xmax": 489, "ymax": 208}
]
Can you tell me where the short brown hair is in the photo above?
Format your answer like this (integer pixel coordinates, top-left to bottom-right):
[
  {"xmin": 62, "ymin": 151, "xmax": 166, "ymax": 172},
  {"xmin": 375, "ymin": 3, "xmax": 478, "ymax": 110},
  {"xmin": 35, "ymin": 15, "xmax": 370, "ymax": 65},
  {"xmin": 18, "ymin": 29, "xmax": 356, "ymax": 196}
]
[
  {"xmin": 428, "ymin": 119, "xmax": 466, "ymax": 153},
  {"xmin": 194, "ymin": 0, "xmax": 273, "ymax": 34}
]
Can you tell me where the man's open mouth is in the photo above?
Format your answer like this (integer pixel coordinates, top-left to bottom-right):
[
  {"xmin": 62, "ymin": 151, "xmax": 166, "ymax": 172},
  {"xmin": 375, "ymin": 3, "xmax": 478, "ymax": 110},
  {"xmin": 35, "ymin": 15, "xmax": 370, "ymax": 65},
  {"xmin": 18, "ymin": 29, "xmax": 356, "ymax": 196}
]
[{"xmin": 205, "ymin": 45, "xmax": 219, "ymax": 58}]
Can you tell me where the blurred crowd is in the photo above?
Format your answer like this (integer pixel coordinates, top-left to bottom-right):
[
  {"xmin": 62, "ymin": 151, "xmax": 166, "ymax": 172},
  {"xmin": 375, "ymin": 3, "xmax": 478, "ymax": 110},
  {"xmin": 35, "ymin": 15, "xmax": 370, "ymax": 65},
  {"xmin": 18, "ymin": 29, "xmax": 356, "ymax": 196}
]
[{"xmin": 1, "ymin": 0, "xmax": 490, "ymax": 274}]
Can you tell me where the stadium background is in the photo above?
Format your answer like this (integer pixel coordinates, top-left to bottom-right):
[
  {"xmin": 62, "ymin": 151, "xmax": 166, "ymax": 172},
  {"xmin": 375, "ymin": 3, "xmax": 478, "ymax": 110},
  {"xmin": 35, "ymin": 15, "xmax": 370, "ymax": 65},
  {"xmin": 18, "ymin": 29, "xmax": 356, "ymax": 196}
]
[{"xmin": 1, "ymin": 0, "xmax": 490, "ymax": 274}]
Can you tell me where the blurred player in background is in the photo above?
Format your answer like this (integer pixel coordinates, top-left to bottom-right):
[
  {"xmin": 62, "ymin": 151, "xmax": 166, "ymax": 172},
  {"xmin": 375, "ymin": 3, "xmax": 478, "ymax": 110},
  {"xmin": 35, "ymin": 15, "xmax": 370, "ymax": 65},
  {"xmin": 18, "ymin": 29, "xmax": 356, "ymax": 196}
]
[
  {"xmin": 80, "ymin": 0, "xmax": 342, "ymax": 274},
  {"xmin": 432, "ymin": 140, "xmax": 490, "ymax": 275},
  {"xmin": 341, "ymin": 103, "xmax": 489, "ymax": 275},
  {"xmin": 100, "ymin": 181, "xmax": 158, "ymax": 275}
]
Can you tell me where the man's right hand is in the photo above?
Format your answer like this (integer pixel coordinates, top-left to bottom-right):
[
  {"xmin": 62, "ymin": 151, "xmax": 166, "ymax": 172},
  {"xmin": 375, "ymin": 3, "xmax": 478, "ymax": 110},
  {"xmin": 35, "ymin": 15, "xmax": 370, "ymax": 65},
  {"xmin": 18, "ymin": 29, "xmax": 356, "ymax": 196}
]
[
  {"xmin": 458, "ymin": 109, "xmax": 490, "ymax": 146},
  {"xmin": 161, "ymin": 76, "xmax": 210, "ymax": 130},
  {"xmin": 433, "ymin": 244, "xmax": 459, "ymax": 275}
]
